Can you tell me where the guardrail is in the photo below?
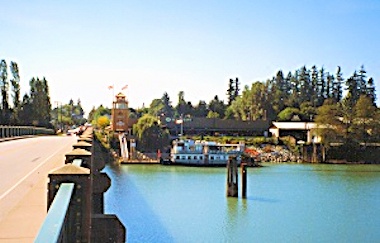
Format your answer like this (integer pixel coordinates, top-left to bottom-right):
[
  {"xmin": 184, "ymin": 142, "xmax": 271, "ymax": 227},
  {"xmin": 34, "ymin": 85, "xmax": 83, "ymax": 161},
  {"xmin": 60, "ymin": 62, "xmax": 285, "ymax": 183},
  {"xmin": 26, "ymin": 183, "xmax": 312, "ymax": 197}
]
[
  {"xmin": 0, "ymin": 125, "xmax": 54, "ymax": 138},
  {"xmin": 35, "ymin": 129, "xmax": 125, "ymax": 242}
]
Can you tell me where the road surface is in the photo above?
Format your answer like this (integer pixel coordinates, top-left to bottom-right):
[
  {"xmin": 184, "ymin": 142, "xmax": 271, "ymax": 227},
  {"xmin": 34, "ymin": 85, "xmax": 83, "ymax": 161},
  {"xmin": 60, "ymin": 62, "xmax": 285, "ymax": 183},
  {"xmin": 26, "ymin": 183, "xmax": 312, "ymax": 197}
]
[{"xmin": 0, "ymin": 135, "xmax": 77, "ymax": 242}]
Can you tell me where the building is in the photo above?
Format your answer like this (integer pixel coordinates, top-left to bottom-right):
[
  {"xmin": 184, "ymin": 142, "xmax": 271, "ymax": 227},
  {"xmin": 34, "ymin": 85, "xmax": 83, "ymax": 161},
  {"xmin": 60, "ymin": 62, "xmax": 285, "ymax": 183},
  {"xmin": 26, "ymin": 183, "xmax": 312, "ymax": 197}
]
[
  {"xmin": 269, "ymin": 122, "xmax": 322, "ymax": 143},
  {"xmin": 111, "ymin": 92, "xmax": 129, "ymax": 132}
]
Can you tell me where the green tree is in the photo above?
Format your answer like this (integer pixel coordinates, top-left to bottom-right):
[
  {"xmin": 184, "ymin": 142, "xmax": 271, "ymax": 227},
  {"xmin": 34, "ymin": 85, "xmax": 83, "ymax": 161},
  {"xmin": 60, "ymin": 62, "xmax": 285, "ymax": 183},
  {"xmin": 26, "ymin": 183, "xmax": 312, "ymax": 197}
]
[
  {"xmin": 28, "ymin": 77, "xmax": 51, "ymax": 126},
  {"xmin": 224, "ymin": 97, "xmax": 244, "ymax": 120},
  {"xmin": 193, "ymin": 100, "xmax": 208, "ymax": 117},
  {"xmin": 149, "ymin": 98, "xmax": 164, "ymax": 116},
  {"xmin": 227, "ymin": 78, "xmax": 235, "ymax": 106},
  {"xmin": 19, "ymin": 94, "xmax": 32, "ymax": 125},
  {"xmin": 9, "ymin": 61, "xmax": 21, "ymax": 124},
  {"xmin": 366, "ymin": 77, "xmax": 376, "ymax": 105},
  {"xmin": 353, "ymin": 95, "xmax": 377, "ymax": 144},
  {"xmin": 310, "ymin": 65, "xmax": 319, "ymax": 107},
  {"xmin": 208, "ymin": 95, "xmax": 226, "ymax": 118},
  {"xmin": 299, "ymin": 102, "xmax": 316, "ymax": 121},
  {"xmin": 226, "ymin": 77, "xmax": 240, "ymax": 106},
  {"xmin": 243, "ymin": 82, "xmax": 268, "ymax": 120},
  {"xmin": 206, "ymin": 111, "xmax": 220, "ymax": 118},
  {"xmin": 161, "ymin": 92, "xmax": 174, "ymax": 117},
  {"xmin": 317, "ymin": 67, "xmax": 326, "ymax": 106},
  {"xmin": 277, "ymin": 107, "xmax": 300, "ymax": 121},
  {"xmin": 315, "ymin": 100, "xmax": 344, "ymax": 146},
  {"xmin": 332, "ymin": 66, "xmax": 344, "ymax": 103},
  {"xmin": 132, "ymin": 114, "xmax": 170, "ymax": 152},
  {"xmin": 0, "ymin": 59, "xmax": 10, "ymax": 123},
  {"xmin": 176, "ymin": 91, "xmax": 187, "ymax": 116},
  {"xmin": 88, "ymin": 105, "xmax": 111, "ymax": 126}
]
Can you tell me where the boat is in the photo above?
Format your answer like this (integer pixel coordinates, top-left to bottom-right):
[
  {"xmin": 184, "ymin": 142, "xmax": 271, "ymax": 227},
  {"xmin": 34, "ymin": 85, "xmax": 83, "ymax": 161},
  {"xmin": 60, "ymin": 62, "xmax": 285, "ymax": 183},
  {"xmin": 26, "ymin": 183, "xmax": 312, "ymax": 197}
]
[{"xmin": 169, "ymin": 139, "xmax": 244, "ymax": 166}]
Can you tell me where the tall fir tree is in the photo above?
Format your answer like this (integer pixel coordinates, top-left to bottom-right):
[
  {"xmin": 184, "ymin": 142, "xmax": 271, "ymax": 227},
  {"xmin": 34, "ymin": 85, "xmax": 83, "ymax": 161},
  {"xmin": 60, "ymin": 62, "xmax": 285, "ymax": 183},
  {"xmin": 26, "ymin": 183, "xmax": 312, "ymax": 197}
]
[
  {"xmin": 333, "ymin": 66, "xmax": 344, "ymax": 103},
  {"xmin": 227, "ymin": 79, "xmax": 235, "ymax": 106},
  {"xmin": 0, "ymin": 60, "xmax": 10, "ymax": 123},
  {"xmin": 10, "ymin": 61, "xmax": 21, "ymax": 124},
  {"xmin": 366, "ymin": 77, "xmax": 376, "ymax": 106}
]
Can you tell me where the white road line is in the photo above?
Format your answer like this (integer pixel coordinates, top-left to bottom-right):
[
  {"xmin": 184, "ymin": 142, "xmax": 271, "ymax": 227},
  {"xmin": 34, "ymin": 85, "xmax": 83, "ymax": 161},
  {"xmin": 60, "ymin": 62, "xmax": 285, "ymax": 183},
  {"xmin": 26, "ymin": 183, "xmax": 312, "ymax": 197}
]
[{"xmin": 0, "ymin": 139, "xmax": 73, "ymax": 201}]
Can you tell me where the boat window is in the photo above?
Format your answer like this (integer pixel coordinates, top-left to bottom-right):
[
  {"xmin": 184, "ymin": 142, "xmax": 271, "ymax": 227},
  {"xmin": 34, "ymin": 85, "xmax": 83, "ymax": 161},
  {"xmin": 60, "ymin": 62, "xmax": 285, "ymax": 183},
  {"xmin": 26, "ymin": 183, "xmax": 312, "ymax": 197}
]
[
  {"xmin": 176, "ymin": 156, "xmax": 180, "ymax": 159},
  {"xmin": 188, "ymin": 156, "xmax": 192, "ymax": 160},
  {"xmin": 200, "ymin": 156, "xmax": 203, "ymax": 160},
  {"xmin": 194, "ymin": 156, "xmax": 197, "ymax": 159},
  {"xmin": 210, "ymin": 156, "xmax": 214, "ymax": 160}
]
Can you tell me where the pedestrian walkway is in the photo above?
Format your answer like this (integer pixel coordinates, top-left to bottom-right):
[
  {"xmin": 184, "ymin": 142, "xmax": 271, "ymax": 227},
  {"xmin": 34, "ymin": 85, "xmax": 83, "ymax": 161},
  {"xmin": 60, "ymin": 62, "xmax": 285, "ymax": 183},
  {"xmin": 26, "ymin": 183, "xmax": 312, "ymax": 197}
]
[
  {"xmin": 0, "ymin": 177, "xmax": 47, "ymax": 243},
  {"xmin": 0, "ymin": 136, "xmax": 75, "ymax": 242}
]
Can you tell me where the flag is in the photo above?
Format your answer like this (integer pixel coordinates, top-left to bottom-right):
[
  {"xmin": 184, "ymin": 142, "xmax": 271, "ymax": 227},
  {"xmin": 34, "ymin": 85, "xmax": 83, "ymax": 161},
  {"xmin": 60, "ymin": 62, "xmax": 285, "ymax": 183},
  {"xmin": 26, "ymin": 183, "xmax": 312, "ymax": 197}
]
[
  {"xmin": 108, "ymin": 85, "xmax": 114, "ymax": 90},
  {"xmin": 122, "ymin": 84, "xmax": 128, "ymax": 90}
]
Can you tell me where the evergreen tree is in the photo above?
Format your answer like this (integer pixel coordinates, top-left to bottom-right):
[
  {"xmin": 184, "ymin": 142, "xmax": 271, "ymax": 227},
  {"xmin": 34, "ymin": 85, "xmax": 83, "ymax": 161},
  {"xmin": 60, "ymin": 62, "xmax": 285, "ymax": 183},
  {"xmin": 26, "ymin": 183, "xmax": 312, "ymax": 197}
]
[
  {"xmin": 193, "ymin": 100, "xmax": 208, "ymax": 117},
  {"xmin": 0, "ymin": 59, "xmax": 10, "ymax": 123},
  {"xmin": 271, "ymin": 70, "xmax": 287, "ymax": 114},
  {"xmin": 10, "ymin": 61, "xmax": 20, "ymax": 109},
  {"xmin": 299, "ymin": 66, "xmax": 311, "ymax": 104},
  {"xmin": 28, "ymin": 77, "xmax": 51, "ymax": 126},
  {"xmin": 161, "ymin": 92, "xmax": 174, "ymax": 117},
  {"xmin": 333, "ymin": 66, "xmax": 344, "ymax": 103},
  {"xmin": 310, "ymin": 66, "xmax": 319, "ymax": 107},
  {"xmin": 354, "ymin": 95, "xmax": 377, "ymax": 144},
  {"xmin": 326, "ymin": 73, "xmax": 334, "ymax": 99},
  {"xmin": 176, "ymin": 91, "xmax": 187, "ymax": 116},
  {"xmin": 366, "ymin": 77, "xmax": 376, "ymax": 105},
  {"xmin": 227, "ymin": 78, "xmax": 235, "ymax": 106},
  {"xmin": 227, "ymin": 77, "xmax": 240, "ymax": 106},
  {"xmin": 234, "ymin": 77, "xmax": 240, "ymax": 100},
  {"xmin": 345, "ymin": 71, "xmax": 360, "ymax": 105},
  {"xmin": 358, "ymin": 65, "xmax": 367, "ymax": 95},
  {"xmin": 317, "ymin": 67, "xmax": 326, "ymax": 106},
  {"xmin": 208, "ymin": 95, "xmax": 226, "ymax": 118},
  {"xmin": 19, "ymin": 94, "xmax": 32, "ymax": 125},
  {"xmin": 288, "ymin": 71, "xmax": 300, "ymax": 108}
]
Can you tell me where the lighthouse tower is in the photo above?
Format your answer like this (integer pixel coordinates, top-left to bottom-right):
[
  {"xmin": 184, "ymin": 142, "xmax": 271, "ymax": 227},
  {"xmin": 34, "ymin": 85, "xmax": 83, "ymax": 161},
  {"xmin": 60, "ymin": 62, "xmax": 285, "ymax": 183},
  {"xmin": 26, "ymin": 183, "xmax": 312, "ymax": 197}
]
[{"xmin": 111, "ymin": 92, "xmax": 129, "ymax": 132}]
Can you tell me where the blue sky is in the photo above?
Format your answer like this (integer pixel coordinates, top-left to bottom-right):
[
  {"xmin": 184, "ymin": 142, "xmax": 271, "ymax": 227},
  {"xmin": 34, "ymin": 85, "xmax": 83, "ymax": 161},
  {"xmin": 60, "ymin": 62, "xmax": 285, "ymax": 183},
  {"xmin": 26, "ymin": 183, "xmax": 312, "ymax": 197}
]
[{"xmin": 1, "ymin": 0, "xmax": 379, "ymax": 114}]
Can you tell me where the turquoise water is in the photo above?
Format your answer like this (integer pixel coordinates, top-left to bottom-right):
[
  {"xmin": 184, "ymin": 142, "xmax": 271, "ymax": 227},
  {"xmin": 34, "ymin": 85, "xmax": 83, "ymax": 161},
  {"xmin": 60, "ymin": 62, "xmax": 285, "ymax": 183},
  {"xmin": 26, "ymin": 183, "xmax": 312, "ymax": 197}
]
[{"xmin": 103, "ymin": 163, "xmax": 380, "ymax": 243}]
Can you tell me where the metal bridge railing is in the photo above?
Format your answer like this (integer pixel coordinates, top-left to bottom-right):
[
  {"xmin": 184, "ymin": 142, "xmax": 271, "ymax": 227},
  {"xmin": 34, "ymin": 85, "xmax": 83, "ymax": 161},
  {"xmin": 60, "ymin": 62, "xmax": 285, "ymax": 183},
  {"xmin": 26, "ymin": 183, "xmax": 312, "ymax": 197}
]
[
  {"xmin": 34, "ymin": 183, "xmax": 75, "ymax": 243},
  {"xmin": 0, "ymin": 125, "xmax": 54, "ymax": 139},
  {"xmin": 34, "ymin": 129, "xmax": 125, "ymax": 243}
]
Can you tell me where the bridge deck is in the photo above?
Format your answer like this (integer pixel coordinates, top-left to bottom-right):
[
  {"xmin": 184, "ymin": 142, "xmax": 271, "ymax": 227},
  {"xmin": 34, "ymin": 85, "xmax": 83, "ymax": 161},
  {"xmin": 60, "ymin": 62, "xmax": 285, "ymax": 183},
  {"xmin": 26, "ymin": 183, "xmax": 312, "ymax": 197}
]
[{"xmin": 0, "ymin": 176, "xmax": 48, "ymax": 243}]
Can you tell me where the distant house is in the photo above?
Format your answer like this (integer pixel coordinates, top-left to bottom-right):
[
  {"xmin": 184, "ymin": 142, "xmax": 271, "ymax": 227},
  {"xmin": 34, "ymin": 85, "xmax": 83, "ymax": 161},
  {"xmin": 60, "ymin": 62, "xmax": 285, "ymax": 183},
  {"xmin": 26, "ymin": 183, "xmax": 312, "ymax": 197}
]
[{"xmin": 269, "ymin": 122, "xmax": 322, "ymax": 143}]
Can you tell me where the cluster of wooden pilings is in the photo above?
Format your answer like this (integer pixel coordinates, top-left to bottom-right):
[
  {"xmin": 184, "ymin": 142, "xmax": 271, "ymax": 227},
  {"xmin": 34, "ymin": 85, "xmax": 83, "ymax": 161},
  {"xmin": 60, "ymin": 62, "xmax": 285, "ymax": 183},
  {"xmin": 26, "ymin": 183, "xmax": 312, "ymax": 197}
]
[
  {"xmin": 226, "ymin": 156, "xmax": 247, "ymax": 198},
  {"xmin": 35, "ymin": 129, "xmax": 126, "ymax": 242}
]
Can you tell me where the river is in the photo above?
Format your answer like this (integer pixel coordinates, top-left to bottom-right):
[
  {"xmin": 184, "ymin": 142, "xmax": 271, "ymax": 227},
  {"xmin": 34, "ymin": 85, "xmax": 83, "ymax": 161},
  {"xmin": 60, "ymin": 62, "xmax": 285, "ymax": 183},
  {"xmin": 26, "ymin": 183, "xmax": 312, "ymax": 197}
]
[{"xmin": 103, "ymin": 163, "xmax": 380, "ymax": 243}]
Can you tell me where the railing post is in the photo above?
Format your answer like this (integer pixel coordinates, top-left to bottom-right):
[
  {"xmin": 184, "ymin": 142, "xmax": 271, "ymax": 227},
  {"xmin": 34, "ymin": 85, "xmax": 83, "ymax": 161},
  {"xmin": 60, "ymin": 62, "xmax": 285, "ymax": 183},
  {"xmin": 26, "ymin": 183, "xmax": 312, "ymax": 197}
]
[
  {"xmin": 48, "ymin": 164, "xmax": 92, "ymax": 242},
  {"xmin": 65, "ymin": 148, "xmax": 92, "ymax": 170}
]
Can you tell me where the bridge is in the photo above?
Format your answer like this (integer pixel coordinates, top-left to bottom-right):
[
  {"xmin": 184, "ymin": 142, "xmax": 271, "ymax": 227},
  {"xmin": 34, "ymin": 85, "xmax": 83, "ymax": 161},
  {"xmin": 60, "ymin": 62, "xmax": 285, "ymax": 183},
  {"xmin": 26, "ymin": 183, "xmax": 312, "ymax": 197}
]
[{"xmin": 0, "ymin": 126, "xmax": 125, "ymax": 242}]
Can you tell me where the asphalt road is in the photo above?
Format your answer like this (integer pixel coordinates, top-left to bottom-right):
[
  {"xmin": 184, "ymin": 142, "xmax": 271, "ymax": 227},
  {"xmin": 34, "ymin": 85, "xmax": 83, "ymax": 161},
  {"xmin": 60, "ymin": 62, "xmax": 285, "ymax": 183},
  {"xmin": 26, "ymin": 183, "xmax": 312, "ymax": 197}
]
[{"xmin": 0, "ymin": 136, "xmax": 77, "ymax": 221}]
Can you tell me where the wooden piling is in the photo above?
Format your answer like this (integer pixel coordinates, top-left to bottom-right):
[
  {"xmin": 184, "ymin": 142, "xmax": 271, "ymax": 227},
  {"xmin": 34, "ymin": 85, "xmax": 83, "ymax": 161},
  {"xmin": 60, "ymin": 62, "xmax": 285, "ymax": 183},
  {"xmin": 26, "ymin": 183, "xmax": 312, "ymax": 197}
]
[
  {"xmin": 241, "ymin": 162, "xmax": 247, "ymax": 198},
  {"xmin": 226, "ymin": 156, "xmax": 238, "ymax": 197}
]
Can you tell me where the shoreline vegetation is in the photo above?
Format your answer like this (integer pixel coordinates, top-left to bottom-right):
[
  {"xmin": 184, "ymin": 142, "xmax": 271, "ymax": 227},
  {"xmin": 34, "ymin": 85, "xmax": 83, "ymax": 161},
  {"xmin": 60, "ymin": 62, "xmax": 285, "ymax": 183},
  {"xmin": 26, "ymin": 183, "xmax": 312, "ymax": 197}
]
[{"xmin": 95, "ymin": 131, "xmax": 380, "ymax": 165}]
